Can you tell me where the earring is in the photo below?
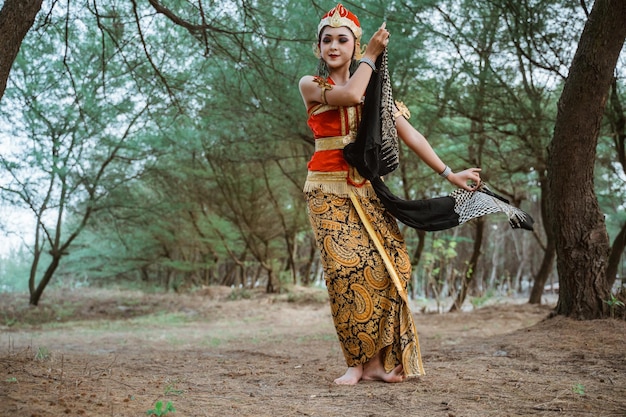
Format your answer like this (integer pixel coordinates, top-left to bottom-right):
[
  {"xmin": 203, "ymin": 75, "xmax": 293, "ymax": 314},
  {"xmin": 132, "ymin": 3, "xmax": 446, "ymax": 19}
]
[{"xmin": 316, "ymin": 58, "xmax": 329, "ymax": 78}]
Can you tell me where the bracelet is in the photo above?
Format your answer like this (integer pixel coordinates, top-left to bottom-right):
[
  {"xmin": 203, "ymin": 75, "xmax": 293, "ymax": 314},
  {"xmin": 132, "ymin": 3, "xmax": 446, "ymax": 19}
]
[
  {"xmin": 359, "ymin": 57, "xmax": 376, "ymax": 72},
  {"xmin": 439, "ymin": 165, "xmax": 452, "ymax": 178}
]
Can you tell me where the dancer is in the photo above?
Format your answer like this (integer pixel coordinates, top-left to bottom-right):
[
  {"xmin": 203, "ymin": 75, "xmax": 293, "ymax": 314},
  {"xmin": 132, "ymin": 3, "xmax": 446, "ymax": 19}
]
[{"xmin": 299, "ymin": 3, "xmax": 482, "ymax": 385}]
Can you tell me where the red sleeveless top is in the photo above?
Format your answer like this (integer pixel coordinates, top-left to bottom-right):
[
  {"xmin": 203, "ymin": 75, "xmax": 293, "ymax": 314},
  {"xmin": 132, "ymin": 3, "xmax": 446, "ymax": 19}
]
[{"xmin": 306, "ymin": 78, "xmax": 362, "ymax": 172}]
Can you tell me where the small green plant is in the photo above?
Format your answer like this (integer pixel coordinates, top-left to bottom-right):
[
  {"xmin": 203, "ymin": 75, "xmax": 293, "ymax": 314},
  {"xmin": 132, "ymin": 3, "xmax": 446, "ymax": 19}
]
[
  {"xmin": 164, "ymin": 380, "xmax": 185, "ymax": 396},
  {"xmin": 2, "ymin": 312, "xmax": 17, "ymax": 327},
  {"xmin": 35, "ymin": 347, "xmax": 50, "ymax": 361},
  {"xmin": 228, "ymin": 288, "xmax": 251, "ymax": 301},
  {"xmin": 603, "ymin": 294, "xmax": 625, "ymax": 319},
  {"xmin": 470, "ymin": 289, "xmax": 495, "ymax": 309},
  {"xmin": 6, "ymin": 377, "xmax": 17, "ymax": 383},
  {"xmin": 146, "ymin": 400, "xmax": 175, "ymax": 416},
  {"xmin": 572, "ymin": 383, "xmax": 585, "ymax": 396}
]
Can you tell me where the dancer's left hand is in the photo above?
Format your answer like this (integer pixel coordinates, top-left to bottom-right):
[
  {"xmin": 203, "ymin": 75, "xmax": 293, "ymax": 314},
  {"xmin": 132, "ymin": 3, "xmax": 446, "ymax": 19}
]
[{"xmin": 447, "ymin": 168, "xmax": 481, "ymax": 191}]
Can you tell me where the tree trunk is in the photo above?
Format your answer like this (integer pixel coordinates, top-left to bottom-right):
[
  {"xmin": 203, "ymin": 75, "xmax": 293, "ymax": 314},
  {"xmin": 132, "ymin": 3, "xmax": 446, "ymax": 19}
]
[
  {"xmin": 605, "ymin": 78, "xmax": 626, "ymax": 290},
  {"xmin": 265, "ymin": 267, "xmax": 274, "ymax": 293},
  {"xmin": 0, "ymin": 0, "xmax": 44, "ymax": 305},
  {"xmin": 547, "ymin": 0, "xmax": 626, "ymax": 319},
  {"xmin": 607, "ymin": 78, "xmax": 625, "ymax": 169},
  {"xmin": 29, "ymin": 255, "xmax": 61, "ymax": 306},
  {"xmin": 529, "ymin": 175, "xmax": 556, "ymax": 304},
  {"xmin": 529, "ymin": 240, "xmax": 556, "ymax": 304},
  {"xmin": 606, "ymin": 222, "xmax": 626, "ymax": 290},
  {"xmin": 0, "ymin": 0, "xmax": 43, "ymax": 100},
  {"xmin": 450, "ymin": 218, "xmax": 485, "ymax": 312},
  {"xmin": 411, "ymin": 229, "xmax": 426, "ymax": 298}
]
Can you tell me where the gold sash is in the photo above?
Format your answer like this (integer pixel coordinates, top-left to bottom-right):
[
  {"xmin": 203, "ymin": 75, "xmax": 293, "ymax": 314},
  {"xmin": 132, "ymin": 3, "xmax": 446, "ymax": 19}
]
[
  {"xmin": 348, "ymin": 190, "xmax": 409, "ymax": 305},
  {"xmin": 314, "ymin": 134, "xmax": 356, "ymax": 152}
]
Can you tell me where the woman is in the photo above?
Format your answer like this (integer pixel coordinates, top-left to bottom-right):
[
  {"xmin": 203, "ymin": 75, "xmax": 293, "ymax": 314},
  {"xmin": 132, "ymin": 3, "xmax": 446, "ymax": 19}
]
[{"xmin": 299, "ymin": 4, "xmax": 481, "ymax": 385}]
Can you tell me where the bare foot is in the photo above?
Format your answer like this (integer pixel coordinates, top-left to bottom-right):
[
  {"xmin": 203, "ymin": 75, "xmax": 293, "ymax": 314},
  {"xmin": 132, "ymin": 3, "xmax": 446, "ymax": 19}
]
[
  {"xmin": 362, "ymin": 352, "xmax": 405, "ymax": 383},
  {"xmin": 362, "ymin": 363, "xmax": 405, "ymax": 383},
  {"xmin": 333, "ymin": 365, "xmax": 363, "ymax": 385}
]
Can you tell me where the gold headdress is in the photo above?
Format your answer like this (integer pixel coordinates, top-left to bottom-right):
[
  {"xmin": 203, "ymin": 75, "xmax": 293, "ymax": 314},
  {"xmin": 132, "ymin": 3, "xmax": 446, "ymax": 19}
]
[{"xmin": 317, "ymin": 3, "xmax": 362, "ymax": 41}]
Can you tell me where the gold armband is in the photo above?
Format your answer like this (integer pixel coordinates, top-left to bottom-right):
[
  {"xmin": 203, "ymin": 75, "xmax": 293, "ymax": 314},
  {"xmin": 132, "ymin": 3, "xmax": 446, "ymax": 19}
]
[
  {"xmin": 393, "ymin": 101, "xmax": 411, "ymax": 120},
  {"xmin": 313, "ymin": 76, "xmax": 333, "ymax": 105}
]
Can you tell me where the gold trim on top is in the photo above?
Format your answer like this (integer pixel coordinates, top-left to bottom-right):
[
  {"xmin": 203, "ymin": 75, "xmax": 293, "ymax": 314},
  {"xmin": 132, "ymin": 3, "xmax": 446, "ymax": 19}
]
[
  {"xmin": 314, "ymin": 135, "xmax": 355, "ymax": 152},
  {"xmin": 303, "ymin": 170, "xmax": 374, "ymax": 198},
  {"xmin": 347, "ymin": 105, "xmax": 358, "ymax": 132},
  {"xmin": 308, "ymin": 103, "xmax": 337, "ymax": 116}
]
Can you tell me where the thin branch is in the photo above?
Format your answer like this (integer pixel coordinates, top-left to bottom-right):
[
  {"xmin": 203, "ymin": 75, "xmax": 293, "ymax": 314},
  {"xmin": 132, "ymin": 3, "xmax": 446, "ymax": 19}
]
[
  {"xmin": 130, "ymin": 0, "xmax": 182, "ymax": 110},
  {"xmin": 146, "ymin": 0, "xmax": 252, "ymax": 37},
  {"xmin": 580, "ymin": 0, "xmax": 590, "ymax": 17}
]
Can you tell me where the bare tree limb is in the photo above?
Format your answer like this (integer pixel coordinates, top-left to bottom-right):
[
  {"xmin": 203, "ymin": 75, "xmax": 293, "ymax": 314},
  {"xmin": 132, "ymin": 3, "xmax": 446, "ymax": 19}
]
[
  {"xmin": 130, "ymin": 0, "xmax": 182, "ymax": 110},
  {"xmin": 146, "ymin": 0, "xmax": 252, "ymax": 37},
  {"xmin": 580, "ymin": 0, "xmax": 590, "ymax": 17}
]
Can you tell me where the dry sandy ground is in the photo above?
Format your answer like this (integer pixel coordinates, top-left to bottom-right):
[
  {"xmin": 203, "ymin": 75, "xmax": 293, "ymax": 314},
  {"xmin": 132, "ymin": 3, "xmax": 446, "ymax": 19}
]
[{"xmin": 0, "ymin": 287, "xmax": 625, "ymax": 417}]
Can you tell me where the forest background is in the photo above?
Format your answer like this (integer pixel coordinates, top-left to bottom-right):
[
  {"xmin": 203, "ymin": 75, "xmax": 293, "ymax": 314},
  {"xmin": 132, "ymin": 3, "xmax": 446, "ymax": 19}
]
[{"xmin": 0, "ymin": 0, "xmax": 625, "ymax": 315}]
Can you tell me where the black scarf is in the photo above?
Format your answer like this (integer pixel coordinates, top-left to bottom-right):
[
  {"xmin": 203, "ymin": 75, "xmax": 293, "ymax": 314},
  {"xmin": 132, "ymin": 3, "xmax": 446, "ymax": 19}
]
[{"xmin": 343, "ymin": 51, "xmax": 534, "ymax": 232}]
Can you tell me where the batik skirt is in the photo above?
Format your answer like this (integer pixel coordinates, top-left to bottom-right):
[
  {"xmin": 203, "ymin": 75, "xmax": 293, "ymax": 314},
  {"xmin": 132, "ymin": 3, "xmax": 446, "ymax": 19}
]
[{"xmin": 306, "ymin": 186, "xmax": 424, "ymax": 377}]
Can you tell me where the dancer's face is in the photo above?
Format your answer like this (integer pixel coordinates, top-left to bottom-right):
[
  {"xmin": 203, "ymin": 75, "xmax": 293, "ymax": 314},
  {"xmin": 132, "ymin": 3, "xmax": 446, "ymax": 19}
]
[{"xmin": 319, "ymin": 26, "xmax": 355, "ymax": 71}]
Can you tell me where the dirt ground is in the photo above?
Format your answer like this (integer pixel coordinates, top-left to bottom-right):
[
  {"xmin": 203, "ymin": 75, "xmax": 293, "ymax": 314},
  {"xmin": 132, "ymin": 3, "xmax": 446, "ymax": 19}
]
[{"xmin": 0, "ymin": 287, "xmax": 625, "ymax": 417}]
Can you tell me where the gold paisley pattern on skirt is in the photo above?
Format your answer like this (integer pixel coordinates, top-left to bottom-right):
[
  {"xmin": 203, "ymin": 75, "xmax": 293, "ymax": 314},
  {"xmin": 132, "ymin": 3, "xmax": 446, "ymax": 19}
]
[
  {"xmin": 308, "ymin": 196, "xmax": 329, "ymax": 214},
  {"xmin": 306, "ymin": 187, "xmax": 424, "ymax": 377},
  {"xmin": 394, "ymin": 248, "xmax": 412, "ymax": 275},
  {"xmin": 364, "ymin": 264, "xmax": 390, "ymax": 291},
  {"xmin": 323, "ymin": 235, "xmax": 361, "ymax": 267},
  {"xmin": 352, "ymin": 283, "xmax": 374, "ymax": 322},
  {"xmin": 357, "ymin": 332, "xmax": 376, "ymax": 357}
]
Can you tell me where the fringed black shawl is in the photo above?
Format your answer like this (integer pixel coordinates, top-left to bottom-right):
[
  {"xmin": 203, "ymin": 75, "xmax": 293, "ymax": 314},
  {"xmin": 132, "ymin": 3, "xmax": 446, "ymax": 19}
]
[{"xmin": 344, "ymin": 51, "xmax": 534, "ymax": 232}]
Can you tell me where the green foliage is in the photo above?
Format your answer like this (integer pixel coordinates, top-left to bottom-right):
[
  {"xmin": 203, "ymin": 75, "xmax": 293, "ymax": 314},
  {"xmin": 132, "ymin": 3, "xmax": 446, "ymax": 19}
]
[
  {"xmin": 228, "ymin": 288, "xmax": 252, "ymax": 301},
  {"xmin": 419, "ymin": 235, "xmax": 461, "ymax": 307},
  {"xmin": 35, "ymin": 347, "xmax": 50, "ymax": 361},
  {"xmin": 603, "ymin": 293, "xmax": 625, "ymax": 319},
  {"xmin": 146, "ymin": 400, "xmax": 175, "ymax": 416},
  {"xmin": 0, "ymin": 0, "xmax": 623, "ymax": 303},
  {"xmin": 0, "ymin": 0, "xmax": 188, "ymax": 302},
  {"xmin": 572, "ymin": 383, "xmax": 585, "ymax": 396},
  {"xmin": 470, "ymin": 289, "xmax": 495, "ymax": 309},
  {"xmin": 164, "ymin": 380, "xmax": 185, "ymax": 396},
  {"xmin": 0, "ymin": 248, "xmax": 32, "ymax": 292},
  {"xmin": 595, "ymin": 136, "xmax": 626, "ymax": 243}
]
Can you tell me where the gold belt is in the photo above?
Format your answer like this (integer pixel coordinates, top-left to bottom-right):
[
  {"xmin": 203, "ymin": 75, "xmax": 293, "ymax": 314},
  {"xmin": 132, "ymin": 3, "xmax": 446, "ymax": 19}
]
[
  {"xmin": 303, "ymin": 169, "xmax": 374, "ymax": 197},
  {"xmin": 314, "ymin": 135, "xmax": 355, "ymax": 152},
  {"xmin": 305, "ymin": 170, "xmax": 350, "ymax": 183}
]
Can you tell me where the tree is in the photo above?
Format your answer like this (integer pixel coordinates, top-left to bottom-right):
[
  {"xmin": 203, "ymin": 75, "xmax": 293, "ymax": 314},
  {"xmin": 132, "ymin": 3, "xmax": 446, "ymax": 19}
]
[
  {"xmin": 41, "ymin": 0, "xmax": 317, "ymax": 293},
  {"xmin": 0, "ymin": 0, "xmax": 302, "ymax": 298},
  {"xmin": 0, "ymin": 0, "xmax": 272, "ymax": 104},
  {"xmin": 445, "ymin": 2, "xmax": 500, "ymax": 312},
  {"xmin": 604, "ymin": 79, "xmax": 626, "ymax": 290},
  {"xmin": 0, "ymin": 1, "xmax": 180, "ymax": 304},
  {"xmin": 0, "ymin": 0, "xmax": 42, "ymax": 99},
  {"xmin": 2, "ymin": 0, "xmax": 623, "ymax": 304},
  {"xmin": 548, "ymin": 0, "xmax": 626, "ymax": 319},
  {"xmin": 401, "ymin": 0, "xmax": 561, "ymax": 306},
  {"xmin": 497, "ymin": 0, "xmax": 575, "ymax": 304}
]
